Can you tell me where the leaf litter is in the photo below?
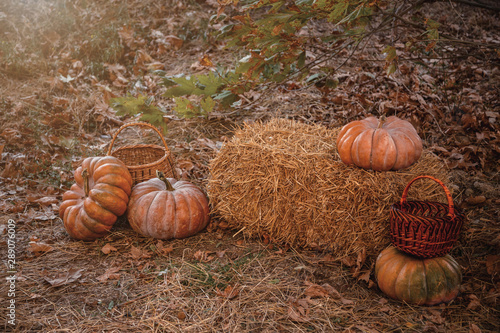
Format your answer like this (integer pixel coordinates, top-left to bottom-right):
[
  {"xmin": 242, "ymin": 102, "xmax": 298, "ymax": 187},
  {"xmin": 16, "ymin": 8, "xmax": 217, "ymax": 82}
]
[{"xmin": 0, "ymin": 0, "xmax": 498, "ymax": 332}]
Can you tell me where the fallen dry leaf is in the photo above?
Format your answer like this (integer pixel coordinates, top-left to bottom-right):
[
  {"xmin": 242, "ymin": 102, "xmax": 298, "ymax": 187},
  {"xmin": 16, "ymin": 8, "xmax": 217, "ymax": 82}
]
[
  {"xmin": 352, "ymin": 247, "xmax": 367, "ymax": 278},
  {"xmin": 357, "ymin": 270, "xmax": 372, "ymax": 283},
  {"xmin": 35, "ymin": 196, "xmax": 59, "ymax": 206},
  {"xmin": 469, "ymin": 323, "xmax": 482, "ymax": 333},
  {"xmin": 467, "ymin": 294, "xmax": 481, "ymax": 310},
  {"xmin": 216, "ymin": 285, "xmax": 240, "ymax": 300},
  {"xmin": 164, "ymin": 35, "xmax": 183, "ymax": 50},
  {"xmin": 287, "ymin": 297, "xmax": 310, "ymax": 322},
  {"xmin": 193, "ymin": 250, "xmax": 215, "ymax": 262},
  {"xmin": 303, "ymin": 281, "xmax": 353, "ymax": 305},
  {"xmin": 486, "ymin": 255, "xmax": 500, "ymax": 277},
  {"xmin": 466, "ymin": 196, "xmax": 487, "ymax": 205},
  {"xmin": 129, "ymin": 245, "xmax": 152, "ymax": 260},
  {"xmin": 340, "ymin": 296, "xmax": 355, "ymax": 305},
  {"xmin": 97, "ymin": 267, "xmax": 121, "ymax": 282},
  {"xmin": 340, "ymin": 256, "xmax": 356, "ymax": 267},
  {"xmin": 177, "ymin": 159, "xmax": 195, "ymax": 171},
  {"xmin": 156, "ymin": 240, "xmax": 174, "ymax": 255},
  {"xmin": 199, "ymin": 54, "xmax": 214, "ymax": 67},
  {"xmin": 304, "ymin": 281, "xmax": 330, "ymax": 298},
  {"xmin": 118, "ymin": 25, "xmax": 135, "ymax": 48},
  {"xmin": 26, "ymin": 193, "xmax": 41, "ymax": 202},
  {"xmin": 196, "ymin": 138, "xmax": 218, "ymax": 150},
  {"xmin": 42, "ymin": 268, "xmax": 84, "ymax": 287},
  {"xmin": 28, "ymin": 241, "xmax": 54, "ymax": 254},
  {"xmin": 101, "ymin": 243, "xmax": 118, "ymax": 254},
  {"xmin": 52, "ymin": 96, "xmax": 69, "ymax": 109},
  {"xmin": 425, "ymin": 309, "xmax": 446, "ymax": 324},
  {"xmin": 177, "ymin": 310, "xmax": 187, "ymax": 321}
]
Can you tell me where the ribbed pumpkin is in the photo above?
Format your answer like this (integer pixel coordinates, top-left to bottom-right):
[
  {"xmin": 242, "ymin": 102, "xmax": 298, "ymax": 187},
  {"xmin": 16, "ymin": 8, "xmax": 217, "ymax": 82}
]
[
  {"xmin": 336, "ymin": 115, "xmax": 423, "ymax": 171},
  {"xmin": 375, "ymin": 246, "xmax": 462, "ymax": 305},
  {"xmin": 127, "ymin": 171, "xmax": 210, "ymax": 240},
  {"xmin": 59, "ymin": 156, "xmax": 133, "ymax": 241}
]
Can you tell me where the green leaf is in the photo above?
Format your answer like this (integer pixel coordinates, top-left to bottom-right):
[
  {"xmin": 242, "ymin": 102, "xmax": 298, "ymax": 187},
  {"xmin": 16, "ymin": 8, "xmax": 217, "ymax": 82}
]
[
  {"xmin": 328, "ymin": 2, "xmax": 348, "ymax": 23},
  {"xmin": 386, "ymin": 63, "xmax": 397, "ymax": 76},
  {"xmin": 163, "ymin": 72, "xmax": 226, "ymax": 98},
  {"xmin": 174, "ymin": 97, "xmax": 202, "ymax": 118},
  {"xmin": 383, "ymin": 45, "xmax": 397, "ymax": 62},
  {"xmin": 324, "ymin": 78, "xmax": 339, "ymax": 89},
  {"xmin": 197, "ymin": 72, "xmax": 224, "ymax": 95},
  {"xmin": 297, "ymin": 50, "xmax": 306, "ymax": 69},
  {"xmin": 160, "ymin": 76, "xmax": 179, "ymax": 88},
  {"xmin": 213, "ymin": 90, "xmax": 239, "ymax": 107},
  {"xmin": 109, "ymin": 95, "xmax": 167, "ymax": 133},
  {"xmin": 139, "ymin": 113, "xmax": 168, "ymax": 133},
  {"xmin": 163, "ymin": 76, "xmax": 198, "ymax": 97},
  {"xmin": 425, "ymin": 18, "xmax": 440, "ymax": 41},
  {"xmin": 200, "ymin": 96, "xmax": 216, "ymax": 114},
  {"xmin": 305, "ymin": 73, "xmax": 324, "ymax": 83},
  {"xmin": 111, "ymin": 95, "xmax": 158, "ymax": 117}
]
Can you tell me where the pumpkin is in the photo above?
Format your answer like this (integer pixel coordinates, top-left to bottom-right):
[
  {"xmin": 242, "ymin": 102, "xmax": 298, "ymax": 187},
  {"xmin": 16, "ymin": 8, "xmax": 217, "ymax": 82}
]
[
  {"xmin": 127, "ymin": 171, "xmax": 210, "ymax": 240},
  {"xmin": 59, "ymin": 156, "xmax": 133, "ymax": 241},
  {"xmin": 375, "ymin": 246, "xmax": 462, "ymax": 305},
  {"xmin": 336, "ymin": 115, "xmax": 423, "ymax": 171}
]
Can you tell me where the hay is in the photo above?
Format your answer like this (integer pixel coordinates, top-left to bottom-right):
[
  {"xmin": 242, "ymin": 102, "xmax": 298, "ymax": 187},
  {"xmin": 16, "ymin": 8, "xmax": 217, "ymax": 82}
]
[{"xmin": 207, "ymin": 118, "xmax": 452, "ymax": 258}]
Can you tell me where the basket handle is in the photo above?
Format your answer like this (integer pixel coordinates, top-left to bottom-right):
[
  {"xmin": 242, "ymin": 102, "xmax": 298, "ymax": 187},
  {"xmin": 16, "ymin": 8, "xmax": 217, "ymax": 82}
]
[
  {"xmin": 400, "ymin": 175, "xmax": 455, "ymax": 218},
  {"xmin": 107, "ymin": 122, "xmax": 170, "ymax": 155}
]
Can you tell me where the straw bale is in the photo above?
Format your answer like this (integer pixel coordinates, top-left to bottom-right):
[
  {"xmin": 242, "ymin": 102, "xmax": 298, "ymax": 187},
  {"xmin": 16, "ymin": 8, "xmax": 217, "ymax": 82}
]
[{"xmin": 207, "ymin": 118, "xmax": 452, "ymax": 258}]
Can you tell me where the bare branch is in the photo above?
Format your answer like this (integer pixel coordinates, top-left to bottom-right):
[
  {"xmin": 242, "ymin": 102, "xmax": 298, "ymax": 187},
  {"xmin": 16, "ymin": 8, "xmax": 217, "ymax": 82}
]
[{"xmin": 445, "ymin": 0, "xmax": 500, "ymax": 12}]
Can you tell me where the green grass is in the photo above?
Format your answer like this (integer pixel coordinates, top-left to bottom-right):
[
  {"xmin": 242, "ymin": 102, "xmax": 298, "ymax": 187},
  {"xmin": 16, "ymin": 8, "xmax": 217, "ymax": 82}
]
[
  {"xmin": 0, "ymin": 0, "xmax": 129, "ymax": 78},
  {"xmin": 74, "ymin": 24, "xmax": 124, "ymax": 79}
]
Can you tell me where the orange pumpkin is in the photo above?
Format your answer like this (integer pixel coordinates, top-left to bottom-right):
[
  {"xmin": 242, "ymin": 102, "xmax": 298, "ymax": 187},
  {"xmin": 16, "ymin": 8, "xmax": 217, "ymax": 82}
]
[
  {"xmin": 336, "ymin": 115, "xmax": 423, "ymax": 171},
  {"xmin": 59, "ymin": 156, "xmax": 133, "ymax": 241},
  {"xmin": 375, "ymin": 246, "xmax": 462, "ymax": 305},
  {"xmin": 127, "ymin": 171, "xmax": 210, "ymax": 240}
]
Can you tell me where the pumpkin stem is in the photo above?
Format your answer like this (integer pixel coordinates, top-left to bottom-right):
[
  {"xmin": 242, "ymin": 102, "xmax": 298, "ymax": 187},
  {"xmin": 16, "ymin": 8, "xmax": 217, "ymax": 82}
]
[
  {"xmin": 378, "ymin": 115, "xmax": 387, "ymax": 128},
  {"xmin": 156, "ymin": 170, "xmax": 175, "ymax": 191},
  {"xmin": 82, "ymin": 168, "xmax": 90, "ymax": 197}
]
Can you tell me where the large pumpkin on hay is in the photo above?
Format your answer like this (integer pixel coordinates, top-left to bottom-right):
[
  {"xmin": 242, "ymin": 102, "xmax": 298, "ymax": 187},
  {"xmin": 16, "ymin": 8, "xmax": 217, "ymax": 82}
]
[
  {"xmin": 127, "ymin": 171, "xmax": 210, "ymax": 240},
  {"xmin": 375, "ymin": 246, "xmax": 462, "ymax": 305},
  {"xmin": 59, "ymin": 156, "xmax": 133, "ymax": 241},
  {"xmin": 207, "ymin": 118, "xmax": 451, "ymax": 258},
  {"xmin": 336, "ymin": 115, "xmax": 423, "ymax": 171}
]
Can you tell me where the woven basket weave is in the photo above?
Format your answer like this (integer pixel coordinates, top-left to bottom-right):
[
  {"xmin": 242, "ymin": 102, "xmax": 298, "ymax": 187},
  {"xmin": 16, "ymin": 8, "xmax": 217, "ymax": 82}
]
[
  {"xmin": 107, "ymin": 122, "xmax": 175, "ymax": 185},
  {"xmin": 390, "ymin": 175, "xmax": 464, "ymax": 258}
]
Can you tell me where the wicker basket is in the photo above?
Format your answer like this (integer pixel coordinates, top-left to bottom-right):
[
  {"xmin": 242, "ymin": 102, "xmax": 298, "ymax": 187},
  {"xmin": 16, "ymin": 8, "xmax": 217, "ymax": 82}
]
[
  {"xmin": 390, "ymin": 175, "xmax": 464, "ymax": 258},
  {"xmin": 107, "ymin": 122, "xmax": 175, "ymax": 185}
]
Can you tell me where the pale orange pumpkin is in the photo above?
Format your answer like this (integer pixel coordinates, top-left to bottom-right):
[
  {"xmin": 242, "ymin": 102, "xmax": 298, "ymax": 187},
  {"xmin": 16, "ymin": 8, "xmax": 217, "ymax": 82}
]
[
  {"xmin": 375, "ymin": 246, "xmax": 462, "ymax": 305},
  {"xmin": 127, "ymin": 171, "xmax": 210, "ymax": 239},
  {"xmin": 59, "ymin": 156, "xmax": 133, "ymax": 241},
  {"xmin": 336, "ymin": 115, "xmax": 423, "ymax": 171}
]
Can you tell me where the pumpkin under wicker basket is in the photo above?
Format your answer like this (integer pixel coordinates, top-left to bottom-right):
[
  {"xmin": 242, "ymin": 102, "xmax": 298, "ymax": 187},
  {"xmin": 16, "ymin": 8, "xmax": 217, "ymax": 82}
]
[
  {"xmin": 107, "ymin": 122, "xmax": 175, "ymax": 185},
  {"xmin": 390, "ymin": 175, "xmax": 464, "ymax": 259}
]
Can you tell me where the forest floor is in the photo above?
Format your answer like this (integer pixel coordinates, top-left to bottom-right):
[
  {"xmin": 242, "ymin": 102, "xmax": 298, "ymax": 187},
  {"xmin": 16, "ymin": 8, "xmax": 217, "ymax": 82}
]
[{"xmin": 0, "ymin": 0, "xmax": 499, "ymax": 332}]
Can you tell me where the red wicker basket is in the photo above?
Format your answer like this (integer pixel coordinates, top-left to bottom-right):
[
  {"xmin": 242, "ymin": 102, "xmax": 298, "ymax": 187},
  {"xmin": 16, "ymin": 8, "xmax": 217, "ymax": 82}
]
[
  {"xmin": 390, "ymin": 175, "xmax": 464, "ymax": 258},
  {"xmin": 107, "ymin": 122, "xmax": 176, "ymax": 185}
]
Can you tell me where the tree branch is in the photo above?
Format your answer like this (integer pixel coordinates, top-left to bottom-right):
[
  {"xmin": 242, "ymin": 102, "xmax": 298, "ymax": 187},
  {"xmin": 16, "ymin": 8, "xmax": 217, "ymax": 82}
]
[{"xmin": 446, "ymin": 0, "xmax": 500, "ymax": 12}]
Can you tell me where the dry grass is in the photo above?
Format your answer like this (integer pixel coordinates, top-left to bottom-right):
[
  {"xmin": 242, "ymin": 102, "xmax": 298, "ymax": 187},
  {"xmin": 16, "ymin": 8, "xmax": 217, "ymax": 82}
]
[
  {"xmin": 207, "ymin": 118, "xmax": 452, "ymax": 258},
  {"xmin": 2, "ymin": 214, "xmax": 499, "ymax": 332}
]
